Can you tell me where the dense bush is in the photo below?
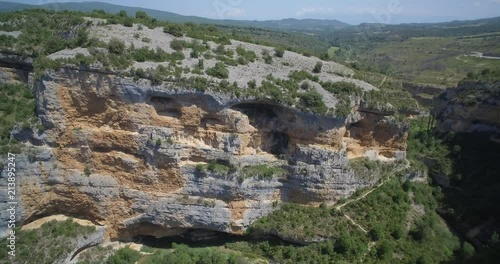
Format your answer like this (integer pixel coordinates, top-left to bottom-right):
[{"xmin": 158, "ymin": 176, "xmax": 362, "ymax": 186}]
[
  {"xmin": 108, "ymin": 37, "xmax": 126, "ymax": 54},
  {"xmin": 105, "ymin": 247, "xmax": 141, "ymax": 264},
  {"xmin": 321, "ymin": 81, "xmax": 362, "ymax": 97},
  {"xmin": 206, "ymin": 62, "xmax": 229, "ymax": 79},
  {"xmin": 274, "ymin": 47, "xmax": 285, "ymax": 57},
  {"xmin": 145, "ymin": 243, "xmax": 246, "ymax": 264},
  {"xmin": 164, "ymin": 24, "xmax": 183, "ymax": 37},
  {"xmin": 135, "ymin": 11, "xmax": 149, "ymax": 20},
  {"xmin": 170, "ymin": 39, "xmax": 187, "ymax": 51},
  {"xmin": 298, "ymin": 91, "xmax": 327, "ymax": 114},
  {"xmin": 313, "ymin": 61, "xmax": 323, "ymax": 73}
]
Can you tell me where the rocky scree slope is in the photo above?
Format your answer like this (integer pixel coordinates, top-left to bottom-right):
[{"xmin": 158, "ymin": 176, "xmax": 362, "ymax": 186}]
[{"xmin": 0, "ymin": 23, "xmax": 408, "ymax": 241}]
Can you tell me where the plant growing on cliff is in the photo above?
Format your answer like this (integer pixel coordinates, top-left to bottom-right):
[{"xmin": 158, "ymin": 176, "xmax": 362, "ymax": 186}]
[
  {"xmin": 155, "ymin": 138, "xmax": 162, "ymax": 147},
  {"xmin": 83, "ymin": 167, "xmax": 92, "ymax": 177},
  {"xmin": 242, "ymin": 165, "xmax": 286, "ymax": 180},
  {"xmin": 298, "ymin": 91, "xmax": 328, "ymax": 114}
]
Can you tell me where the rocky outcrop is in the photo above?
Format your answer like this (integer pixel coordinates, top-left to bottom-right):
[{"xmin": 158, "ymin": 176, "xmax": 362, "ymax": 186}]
[
  {"xmin": 0, "ymin": 66, "xmax": 408, "ymax": 240},
  {"xmin": 403, "ymin": 82, "xmax": 447, "ymax": 106},
  {"xmin": 434, "ymin": 81, "xmax": 500, "ymax": 135}
]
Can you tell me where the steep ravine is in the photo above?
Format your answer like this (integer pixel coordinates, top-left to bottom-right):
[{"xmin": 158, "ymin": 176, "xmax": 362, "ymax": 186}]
[{"xmin": 0, "ymin": 62, "xmax": 408, "ymax": 242}]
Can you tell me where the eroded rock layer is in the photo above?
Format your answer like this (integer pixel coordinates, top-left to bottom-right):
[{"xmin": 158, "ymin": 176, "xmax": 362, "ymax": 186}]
[{"xmin": 1, "ymin": 68, "xmax": 407, "ymax": 239}]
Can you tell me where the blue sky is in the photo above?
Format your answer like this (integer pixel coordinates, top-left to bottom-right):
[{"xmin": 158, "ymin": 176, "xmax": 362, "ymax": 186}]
[{"xmin": 13, "ymin": 0, "xmax": 500, "ymax": 24}]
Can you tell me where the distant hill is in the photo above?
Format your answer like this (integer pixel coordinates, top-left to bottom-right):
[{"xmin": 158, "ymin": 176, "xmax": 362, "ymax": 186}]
[
  {"xmin": 0, "ymin": 1, "xmax": 349, "ymax": 31},
  {"xmin": 0, "ymin": 1, "xmax": 36, "ymax": 12}
]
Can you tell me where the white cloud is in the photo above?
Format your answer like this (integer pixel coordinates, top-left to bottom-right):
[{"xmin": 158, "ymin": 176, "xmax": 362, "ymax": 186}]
[
  {"xmin": 473, "ymin": 2, "xmax": 481, "ymax": 6},
  {"xmin": 296, "ymin": 7, "xmax": 335, "ymax": 16}
]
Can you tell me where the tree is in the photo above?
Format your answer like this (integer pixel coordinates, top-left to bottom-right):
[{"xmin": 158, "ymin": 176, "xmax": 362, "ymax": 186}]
[
  {"xmin": 118, "ymin": 10, "xmax": 128, "ymax": 17},
  {"xmin": 275, "ymin": 47, "xmax": 285, "ymax": 58},
  {"xmin": 369, "ymin": 225, "xmax": 384, "ymax": 241},
  {"xmin": 206, "ymin": 62, "xmax": 229, "ymax": 79},
  {"xmin": 170, "ymin": 39, "xmax": 186, "ymax": 51},
  {"xmin": 123, "ymin": 17, "xmax": 134, "ymax": 27},
  {"xmin": 376, "ymin": 240, "xmax": 393, "ymax": 260},
  {"xmin": 108, "ymin": 38, "xmax": 125, "ymax": 55},
  {"xmin": 313, "ymin": 61, "xmax": 323, "ymax": 73},
  {"xmin": 135, "ymin": 11, "xmax": 148, "ymax": 19},
  {"xmin": 164, "ymin": 24, "xmax": 183, "ymax": 37}
]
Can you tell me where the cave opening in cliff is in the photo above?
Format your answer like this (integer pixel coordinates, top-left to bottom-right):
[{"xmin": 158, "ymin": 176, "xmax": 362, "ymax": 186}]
[
  {"xmin": 231, "ymin": 102, "xmax": 291, "ymax": 157},
  {"xmin": 231, "ymin": 102, "xmax": 279, "ymax": 125},
  {"xmin": 267, "ymin": 131, "xmax": 290, "ymax": 156},
  {"xmin": 148, "ymin": 96, "xmax": 182, "ymax": 118}
]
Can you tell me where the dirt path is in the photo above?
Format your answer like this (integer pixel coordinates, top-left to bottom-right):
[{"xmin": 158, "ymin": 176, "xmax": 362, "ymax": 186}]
[
  {"xmin": 21, "ymin": 215, "xmax": 97, "ymax": 231},
  {"xmin": 343, "ymin": 213, "xmax": 368, "ymax": 233},
  {"xmin": 335, "ymin": 180, "xmax": 387, "ymax": 211},
  {"xmin": 379, "ymin": 76, "xmax": 387, "ymax": 88}
]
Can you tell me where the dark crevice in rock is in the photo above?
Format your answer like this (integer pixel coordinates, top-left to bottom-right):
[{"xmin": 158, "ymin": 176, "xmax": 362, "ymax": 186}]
[{"xmin": 132, "ymin": 228, "xmax": 303, "ymax": 249}]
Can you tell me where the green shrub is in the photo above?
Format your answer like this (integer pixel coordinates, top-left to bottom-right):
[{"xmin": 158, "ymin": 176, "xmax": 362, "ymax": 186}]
[
  {"xmin": 275, "ymin": 47, "xmax": 285, "ymax": 57},
  {"xmin": 123, "ymin": 16, "xmax": 134, "ymax": 27},
  {"xmin": 190, "ymin": 49, "xmax": 199, "ymax": 58},
  {"xmin": 105, "ymin": 247, "xmax": 141, "ymax": 264},
  {"xmin": 369, "ymin": 225, "xmax": 384, "ymax": 241},
  {"xmin": 170, "ymin": 39, "xmax": 187, "ymax": 51},
  {"xmin": 206, "ymin": 62, "xmax": 229, "ymax": 79},
  {"xmin": 135, "ymin": 11, "xmax": 148, "ymax": 20},
  {"xmin": 313, "ymin": 61, "xmax": 323, "ymax": 73},
  {"xmin": 289, "ymin": 70, "xmax": 319, "ymax": 82},
  {"xmin": 83, "ymin": 167, "xmax": 91, "ymax": 177},
  {"xmin": 299, "ymin": 91, "xmax": 327, "ymax": 114},
  {"xmin": 108, "ymin": 38, "xmax": 125, "ymax": 55},
  {"xmin": 263, "ymin": 54, "xmax": 273, "ymax": 64},
  {"xmin": 164, "ymin": 24, "xmax": 183, "ymax": 37},
  {"xmin": 242, "ymin": 165, "xmax": 286, "ymax": 180},
  {"xmin": 205, "ymin": 161, "xmax": 231, "ymax": 174}
]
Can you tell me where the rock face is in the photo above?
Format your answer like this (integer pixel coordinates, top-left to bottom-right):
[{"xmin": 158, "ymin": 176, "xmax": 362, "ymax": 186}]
[
  {"xmin": 0, "ymin": 67, "xmax": 408, "ymax": 240},
  {"xmin": 434, "ymin": 81, "xmax": 500, "ymax": 135}
]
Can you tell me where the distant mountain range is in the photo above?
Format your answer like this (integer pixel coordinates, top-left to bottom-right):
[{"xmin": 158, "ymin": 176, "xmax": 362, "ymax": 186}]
[
  {"xmin": 1, "ymin": 1, "xmax": 499, "ymax": 37},
  {"xmin": 0, "ymin": 1, "xmax": 349, "ymax": 31}
]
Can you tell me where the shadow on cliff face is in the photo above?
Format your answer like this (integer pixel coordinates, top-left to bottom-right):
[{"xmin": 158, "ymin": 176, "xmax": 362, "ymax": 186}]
[
  {"xmin": 148, "ymin": 96, "xmax": 182, "ymax": 118},
  {"xmin": 133, "ymin": 229, "xmax": 301, "ymax": 249},
  {"xmin": 231, "ymin": 103, "xmax": 291, "ymax": 158},
  {"xmin": 436, "ymin": 133, "xmax": 500, "ymax": 247}
]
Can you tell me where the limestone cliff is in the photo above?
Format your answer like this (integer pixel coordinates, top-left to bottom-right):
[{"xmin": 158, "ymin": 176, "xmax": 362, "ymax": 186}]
[
  {"xmin": 434, "ymin": 81, "xmax": 500, "ymax": 136},
  {"xmin": 0, "ymin": 62, "xmax": 407, "ymax": 240}
]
